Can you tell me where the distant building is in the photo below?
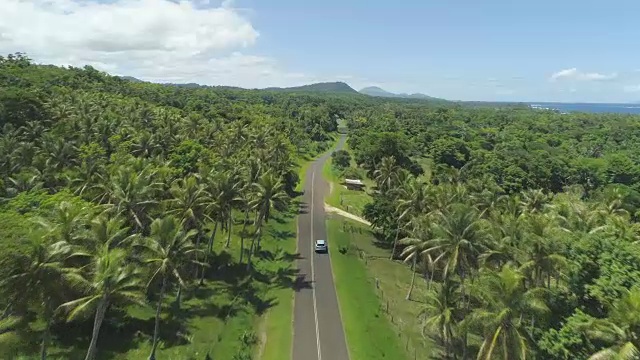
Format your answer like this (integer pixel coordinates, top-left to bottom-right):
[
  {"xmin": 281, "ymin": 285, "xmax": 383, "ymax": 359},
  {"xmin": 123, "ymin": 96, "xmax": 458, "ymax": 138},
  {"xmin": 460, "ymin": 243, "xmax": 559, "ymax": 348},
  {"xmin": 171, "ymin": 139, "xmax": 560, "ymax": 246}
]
[{"xmin": 344, "ymin": 178, "xmax": 365, "ymax": 191}]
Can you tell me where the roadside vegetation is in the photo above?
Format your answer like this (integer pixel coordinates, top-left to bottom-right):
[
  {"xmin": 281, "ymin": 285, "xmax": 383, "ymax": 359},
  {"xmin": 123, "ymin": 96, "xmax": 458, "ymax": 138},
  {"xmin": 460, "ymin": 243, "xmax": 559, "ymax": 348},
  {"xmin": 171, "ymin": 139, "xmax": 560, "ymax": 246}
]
[
  {"xmin": 0, "ymin": 53, "xmax": 339, "ymax": 360},
  {"xmin": 5, "ymin": 50, "xmax": 640, "ymax": 360},
  {"xmin": 343, "ymin": 105, "xmax": 640, "ymax": 359}
]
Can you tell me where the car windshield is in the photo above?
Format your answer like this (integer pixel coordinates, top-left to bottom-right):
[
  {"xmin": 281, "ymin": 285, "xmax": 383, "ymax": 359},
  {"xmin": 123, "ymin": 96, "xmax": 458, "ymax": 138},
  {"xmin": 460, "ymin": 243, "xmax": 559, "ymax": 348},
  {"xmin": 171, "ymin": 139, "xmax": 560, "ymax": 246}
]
[{"xmin": 316, "ymin": 240, "xmax": 325, "ymax": 245}]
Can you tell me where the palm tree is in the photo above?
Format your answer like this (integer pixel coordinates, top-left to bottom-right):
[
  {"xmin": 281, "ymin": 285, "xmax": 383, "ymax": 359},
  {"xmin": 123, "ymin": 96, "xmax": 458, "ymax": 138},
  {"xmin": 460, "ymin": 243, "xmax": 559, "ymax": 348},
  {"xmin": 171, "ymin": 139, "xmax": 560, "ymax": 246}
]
[
  {"xmin": 392, "ymin": 176, "xmax": 428, "ymax": 260},
  {"xmin": 135, "ymin": 216, "xmax": 200, "ymax": 360},
  {"xmin": 0, "ymin": 316, "xmax": 21, "ymax": 357},
  {"xmin": 419, "ymin": 280, "xmax": 460, "ymax": 359},
  {"xmin": 425, "ymin": 204, "xmax": 488, "ymax": 283},
  {"xmin": 167, "ymin": 175, "xmax": 210, "ymax": 237},
  {"xmin": 94, "ymin": 164, "xmax": 162, "ymax": 233},
  {"xmin": 519, "ymin": 189, "xmax": 550, "ymax": 214},
  {"xmin": 1, "ymin": 241, "xmax": 80, "ymax": 360},
  {"xmin": 236, "ymin": 179, "xmax": 257, "ymax": 264},
  {"xmin": 246, "ymin": 172, "xmax": 289, "ymax": 270},
  {"xmin": 200, "ymin": 182, "xmax": 222, "ymax": 284},
  {"xmin": 42, "ymin": 136, "xmax": 79, "ymax": 172},
  {"xmin": 424, "ymin": 203, "xmax": 489, "ymax": 358},
  {"xmin": 35, "ymin": 201, "xmax": 88, "ymax": 246},
  {"xmin": 519, "ymin": 214, "xmax": 569, "ymax": 288},
  {"xmin": 590, "ymin": 214, "xmax": 640, "ymax": 244},
  {"xmin": 480, "ymin": 213, "xmax": 523, "ymax": 269},
  {"xmin": 468, "ymin": 265, "xmax": 548, "ymax": 360},
  {"xmin": 87, "ymin": 213, "xmax": 133, "ymax": 250},
  {"xmin": 252, "ymin": 172, "xmax": 289, "ymax": 225},
  {"xmin": 399, "ymin": 215, "xmax": 433, "ymax": 300},
  {"xmin": 58, "ymin": 245, "xmax": 144, "ymax": 360},
  {"xmin": 216, "ymin": 170, "xmax": 241, "ymax": 248},
  {"xmin": 6, "ymin": 169, "xmax": 44, "ymax": 196},
  {"xmin": 373, "ymin": 156, "xmax": 400, "ymax": 193},
  {"xmin": 582, "ymin": 289, "xmax": 640, "ymax": 360}
]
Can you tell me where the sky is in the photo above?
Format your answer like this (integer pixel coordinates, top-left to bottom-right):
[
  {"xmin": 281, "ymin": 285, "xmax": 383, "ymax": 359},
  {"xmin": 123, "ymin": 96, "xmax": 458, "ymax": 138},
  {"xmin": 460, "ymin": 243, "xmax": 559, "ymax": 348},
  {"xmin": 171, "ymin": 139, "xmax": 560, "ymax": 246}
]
[{"xmin": 1, "ymin": 0, "xmax": 640, "ymax": 102}]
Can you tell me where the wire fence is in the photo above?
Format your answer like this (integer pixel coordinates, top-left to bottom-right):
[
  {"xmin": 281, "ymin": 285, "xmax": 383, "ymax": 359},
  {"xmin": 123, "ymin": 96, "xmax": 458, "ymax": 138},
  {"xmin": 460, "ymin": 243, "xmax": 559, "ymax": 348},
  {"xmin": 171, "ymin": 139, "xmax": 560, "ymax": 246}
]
[{"xmin": 353, "ymin": 247, "xmax": 432, "ymax": 360}]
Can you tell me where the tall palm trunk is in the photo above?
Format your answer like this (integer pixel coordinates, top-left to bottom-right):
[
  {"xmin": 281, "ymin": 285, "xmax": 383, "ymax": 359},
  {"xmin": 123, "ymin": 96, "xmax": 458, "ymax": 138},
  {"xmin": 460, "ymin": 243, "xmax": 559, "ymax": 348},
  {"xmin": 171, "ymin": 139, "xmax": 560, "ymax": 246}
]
[
  {"xmin": 225, "ymin": 209, "xmax": 233, "ymax": 248},
  {"xmin": 84, "ymin": 295, "xmax": 108, "ymax": 360},
  {"xmin": 207, "ymin": 222, "xmax": 218, "ymax": 254},
  {"xmin": 254, "ymin": 210, "xmax": 264, "ymax": 250},
  {"xmin": 460, "ymin": 271, "xmax": 468, "ymax": 360},
  {"xmin": 246, "ymin": 209, "xmax": 265, "ymax": 272},
  {"xmin": 200, "ymin": 222, "xmax": 218, "ymax": 285},
  {"xmin": 239, "ymin": 207, "xmax": 250, "ymax": 263},
  {"xmin": 246, "ymin": 223, "xmax": 262, "ymax": 273},
  {"xmin": 406, "ymin": 255, "xmax": 418, "ymax": 300},
  {"xmin": 246, "ymin": 234, "xmax": 257, "ymax": 272},
  {"xmin": 193, "ymin": 227, "xmax": 202, "ymax": 279},
  {"xmin": 40, "ymin": 307, "xmax": 52, "ymax": 360},
  {"xmin": 149, "ymin": 277, "xmax": 167, "ymax": 360},
  {"xmin": 174, "ymin": 284, "xmax": 182, "ymax": 310},
  {"xmin": 390, "ymin": 217, "xmax": 401, "ymax": 260}
]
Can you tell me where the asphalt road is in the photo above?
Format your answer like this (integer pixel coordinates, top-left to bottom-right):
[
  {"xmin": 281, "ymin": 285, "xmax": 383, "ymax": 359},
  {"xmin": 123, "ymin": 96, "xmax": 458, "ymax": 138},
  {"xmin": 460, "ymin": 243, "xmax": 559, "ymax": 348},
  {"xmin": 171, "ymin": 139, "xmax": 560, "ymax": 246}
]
[{"xmin": 292, "ymin": 135, "xmax": 350, "ymax": 360}]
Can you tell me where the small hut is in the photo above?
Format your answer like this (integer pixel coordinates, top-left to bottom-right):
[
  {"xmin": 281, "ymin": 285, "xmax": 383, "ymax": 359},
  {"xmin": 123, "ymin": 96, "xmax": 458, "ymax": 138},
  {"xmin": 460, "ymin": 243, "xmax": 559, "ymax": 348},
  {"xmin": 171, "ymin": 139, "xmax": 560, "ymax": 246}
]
[{"xmin": 344, "ymin": 178, "xmax": 365, "ymax": 191}]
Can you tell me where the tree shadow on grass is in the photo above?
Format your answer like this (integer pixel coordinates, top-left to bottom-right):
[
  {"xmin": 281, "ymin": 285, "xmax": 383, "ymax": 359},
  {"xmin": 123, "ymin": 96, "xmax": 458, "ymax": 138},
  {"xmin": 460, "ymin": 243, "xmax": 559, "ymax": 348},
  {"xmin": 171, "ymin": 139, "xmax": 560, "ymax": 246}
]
[
  {"xmin": 48, "ymin": 305, "xmax": 191, "ymax": 360},
  {"xmin": 268, "ymin": 228, "xmax": 296, "ymax": 241},
  {"xmin": 371, "ymin": 231, "xmax": 393, "ymax": 250},
  {"xmin": 203, "ymin": 251, "xmax": 250, "ymax": 285},
  {"xmin": 270, "ymin": 216, "xmax": 287, "ymax": 224}
]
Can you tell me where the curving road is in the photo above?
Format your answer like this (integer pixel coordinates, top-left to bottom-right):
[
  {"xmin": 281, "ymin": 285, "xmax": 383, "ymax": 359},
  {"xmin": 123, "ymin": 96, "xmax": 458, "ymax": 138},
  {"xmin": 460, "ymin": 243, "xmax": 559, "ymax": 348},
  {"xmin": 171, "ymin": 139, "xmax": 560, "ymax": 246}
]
[{"xmin": 292, "ymin": 135, "xmax": 350, "ymax": 360}]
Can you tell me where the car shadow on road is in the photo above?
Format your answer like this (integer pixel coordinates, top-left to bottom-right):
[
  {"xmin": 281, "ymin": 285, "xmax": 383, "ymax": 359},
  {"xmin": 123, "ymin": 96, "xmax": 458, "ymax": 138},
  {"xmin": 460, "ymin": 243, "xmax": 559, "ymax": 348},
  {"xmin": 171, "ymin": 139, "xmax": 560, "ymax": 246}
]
[{"xmin": 297, "ymin": 202, "xmax": 309, "ymax": 214}]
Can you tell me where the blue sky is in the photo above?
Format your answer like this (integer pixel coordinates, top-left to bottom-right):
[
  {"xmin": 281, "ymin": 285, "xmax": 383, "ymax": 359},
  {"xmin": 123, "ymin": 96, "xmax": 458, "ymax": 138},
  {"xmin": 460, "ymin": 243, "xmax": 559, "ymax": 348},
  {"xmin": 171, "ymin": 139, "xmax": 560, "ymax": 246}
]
[
  {"xmin": 2, "ymin": 0, "xmax": 639, "ymax": 102},
  {"xmin": 244, "ymin": 0, "xmax": 640, "ymax": 102}
]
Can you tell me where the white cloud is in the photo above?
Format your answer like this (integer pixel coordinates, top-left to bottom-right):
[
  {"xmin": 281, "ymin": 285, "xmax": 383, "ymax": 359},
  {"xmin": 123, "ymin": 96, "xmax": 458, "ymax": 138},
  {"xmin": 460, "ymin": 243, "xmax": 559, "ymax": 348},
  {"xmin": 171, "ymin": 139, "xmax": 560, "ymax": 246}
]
[
  {"xmin": 549, "ymin": 68, "xmax": 618, "ymax": 82},
  {"xmin": 0, "ymin": 0, "xmax": 332, "ymax": 88}
]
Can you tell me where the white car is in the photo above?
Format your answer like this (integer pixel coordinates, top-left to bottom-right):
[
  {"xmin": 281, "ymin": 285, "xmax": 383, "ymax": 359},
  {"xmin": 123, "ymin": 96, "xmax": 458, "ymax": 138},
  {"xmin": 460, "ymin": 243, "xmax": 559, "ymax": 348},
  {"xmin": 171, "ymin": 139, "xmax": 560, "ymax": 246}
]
[{"xmin": 314, "ymin": 239, "xmax": 327, "ymax": 253}]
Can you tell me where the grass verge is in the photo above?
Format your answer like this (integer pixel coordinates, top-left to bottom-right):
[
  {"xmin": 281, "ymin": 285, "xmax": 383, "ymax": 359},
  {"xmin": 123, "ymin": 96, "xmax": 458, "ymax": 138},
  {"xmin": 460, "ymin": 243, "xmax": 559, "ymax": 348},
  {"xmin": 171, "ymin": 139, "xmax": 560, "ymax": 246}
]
[
  {"xmin": 295, "ymin": 136, "xmax": 340, "ymax": 193},
  {"xmin": 257, "ymin": 204, "xmax": 298, "ymax": 360},
  {"xmin": 327, "ymin": 216, "xmax": 407, "ymax": 360},
  {"xmin": 327, "ymin": 217, "xmax": 434, "ymax": 360}
]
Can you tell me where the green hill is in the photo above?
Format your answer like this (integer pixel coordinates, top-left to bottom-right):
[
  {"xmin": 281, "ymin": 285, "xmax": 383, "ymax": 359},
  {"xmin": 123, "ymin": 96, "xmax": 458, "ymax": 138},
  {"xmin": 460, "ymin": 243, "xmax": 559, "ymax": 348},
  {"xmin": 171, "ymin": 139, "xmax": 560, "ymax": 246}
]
[
  {"xmin": 264, "ymin": 81, "xmax": 359, "ymax": 94},
  {"xmin": 359, "ymin": 85, "xmax": 446, "ymax": 101}
]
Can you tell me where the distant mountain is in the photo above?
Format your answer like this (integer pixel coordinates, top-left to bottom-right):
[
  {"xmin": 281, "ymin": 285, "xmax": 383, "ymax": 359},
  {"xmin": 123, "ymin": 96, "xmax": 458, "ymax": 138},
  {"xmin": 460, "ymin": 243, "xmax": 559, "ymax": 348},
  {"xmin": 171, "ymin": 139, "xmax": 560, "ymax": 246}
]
[
  {"xmin": 118, "ymin": 76, "xmax": 144, "ymax": 83},
  {"xmin": 160, "ymin": 82, "xmax": 245, "ymax": 91},
  {"xmin": 359, "ymin": 86, "xmax": 396, "ymax": 97},
  {"xmin": 117, "ymin": 77, "xmax": 359, "ymax": 95},
  {"xmin": 359, "ymin": 86, "xmax": 444, "ymax": 101},
  {"xmin": 264, "ymin": 82, "xmax": 359, "ymax": 94}
]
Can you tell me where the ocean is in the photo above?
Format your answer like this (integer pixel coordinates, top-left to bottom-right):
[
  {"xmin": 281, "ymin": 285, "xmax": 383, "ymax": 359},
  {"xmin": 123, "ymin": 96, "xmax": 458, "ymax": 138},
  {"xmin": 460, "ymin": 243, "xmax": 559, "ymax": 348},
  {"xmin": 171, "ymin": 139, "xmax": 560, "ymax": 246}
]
[{"xmin": 528, "ymin": 102, "xmax": 640, "ymax": 115}]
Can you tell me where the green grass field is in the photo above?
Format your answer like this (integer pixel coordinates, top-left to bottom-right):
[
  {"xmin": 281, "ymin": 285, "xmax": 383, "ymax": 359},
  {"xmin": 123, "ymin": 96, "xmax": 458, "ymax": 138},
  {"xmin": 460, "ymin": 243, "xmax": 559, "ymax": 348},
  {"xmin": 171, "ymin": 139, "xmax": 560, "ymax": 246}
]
[
  {"xmin": 327, "ymin": 217, "xmax": 408, "ymax": 360},
  {"xmin": 322, "ymin": 142, "xmax": 373, "ymax": 217},
  {"xmin": 327, "ymin": 217, "xmax": 435, "ymax": 360}
]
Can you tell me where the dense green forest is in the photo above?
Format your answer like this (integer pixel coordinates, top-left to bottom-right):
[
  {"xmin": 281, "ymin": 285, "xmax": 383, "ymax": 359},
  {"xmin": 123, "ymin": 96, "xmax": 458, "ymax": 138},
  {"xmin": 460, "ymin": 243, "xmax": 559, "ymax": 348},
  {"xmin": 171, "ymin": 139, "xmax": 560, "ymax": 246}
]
[
  {"xmin": 3, "ymin": 51, "xmax": 640, "ymax": 360},
  {"xmin": 0, "ymin": 53, "xmax": 343, "ymax": 359},
  {"xmin": 344, "ymin": 99, "xmax": 640, "ymax": 359}
]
